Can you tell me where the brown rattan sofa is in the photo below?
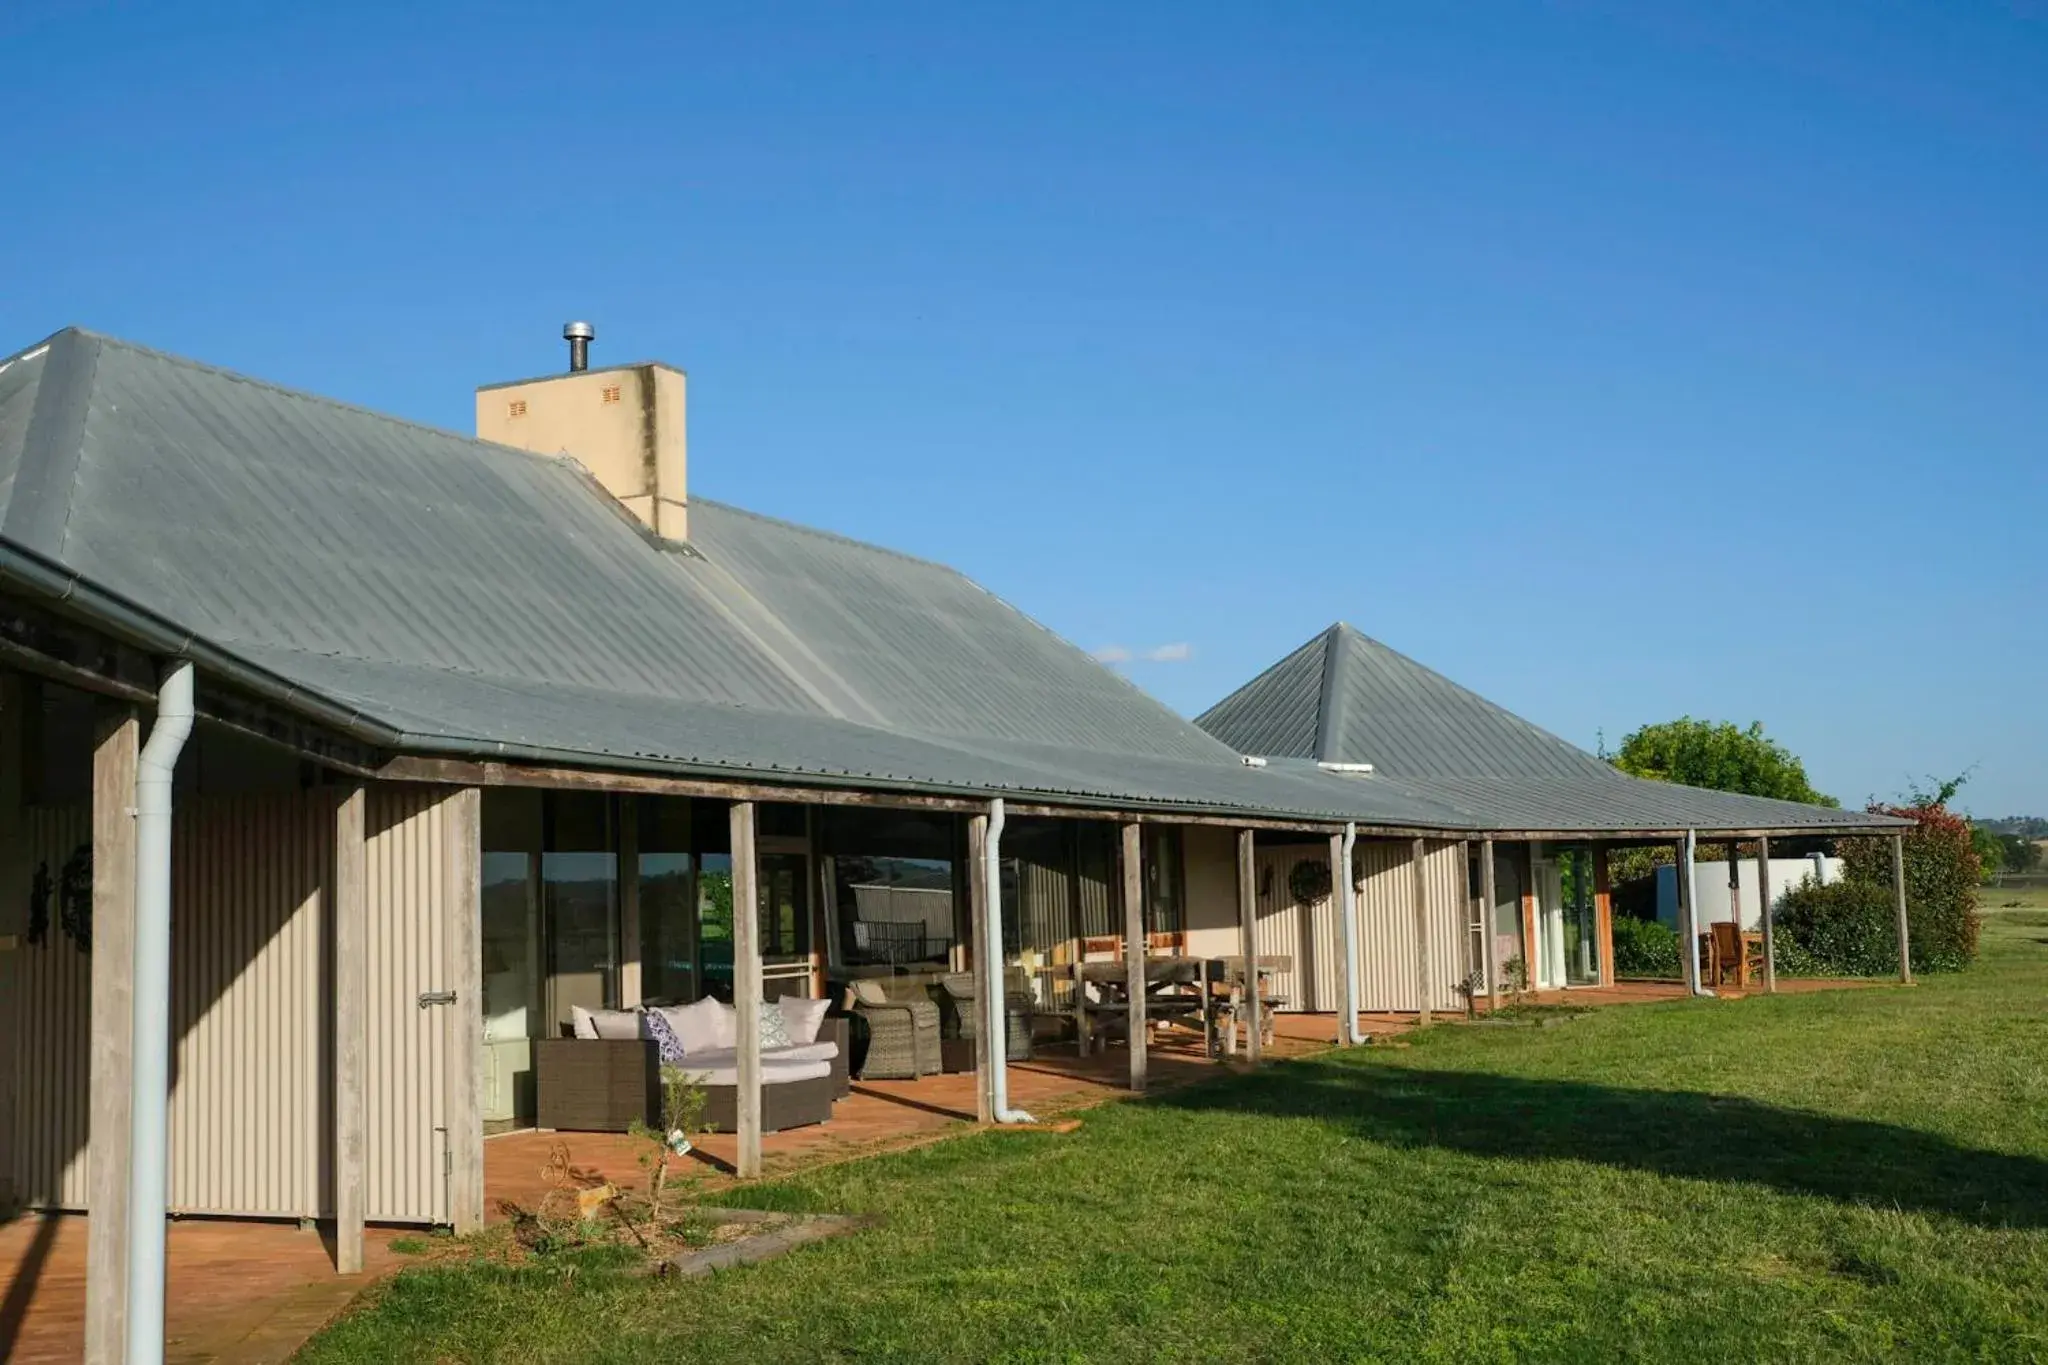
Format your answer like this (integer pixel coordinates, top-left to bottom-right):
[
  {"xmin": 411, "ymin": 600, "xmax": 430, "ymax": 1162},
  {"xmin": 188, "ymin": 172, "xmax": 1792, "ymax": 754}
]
[{"xmin": 534, "ymin": 1017, "xmax": 850, "ymax": 1134}]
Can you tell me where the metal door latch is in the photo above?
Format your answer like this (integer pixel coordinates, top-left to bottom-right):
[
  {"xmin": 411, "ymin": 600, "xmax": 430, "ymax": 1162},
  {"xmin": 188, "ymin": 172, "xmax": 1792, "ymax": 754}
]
[{"xmin": 417, "ymin": 989, "xmax": 457, "ymax": 1008}]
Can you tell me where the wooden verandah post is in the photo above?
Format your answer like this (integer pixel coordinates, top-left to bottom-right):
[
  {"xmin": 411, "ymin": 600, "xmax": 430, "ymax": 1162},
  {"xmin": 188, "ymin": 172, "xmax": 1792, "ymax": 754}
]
[
  {"xmin": 1757, "ymin": 835, "xmax": 1776, "ymax": 994},
  {"xmin": 333, "ymin": 784, "xmax": 367, "ymax": 1274},
  {"xmin": 1236, "ymin": 828, "xmax": 1260, "ymax": 1065},
  {"xmin": 1411, "ymin": 836, "xmax": 1432, "ymax": 1024},
  {"xmin": 1122, "ymin": 822, "xmax": 1146, "ymax": 1092},
  {"xmin": 1892, "ymin": 833, "xmax": 1913, "ymax": 986},
  {"xmin": 732, "ymin": 801, "xmax": 763, "ymax": 1176},
  {"xmin": 445, "ymin": 785, "xmax": 485, "ymax": 1235},
  {"xmin": 1479, "ymin": 837, "xmax": 1497, "ymax": 1004},
  {"xmin": 85, "ymin": 704, "xmax": 139, "ymax": 1365},
  {"xmin": 967, "ymin": 812, "xmax": 993, "ymax": 1123}
]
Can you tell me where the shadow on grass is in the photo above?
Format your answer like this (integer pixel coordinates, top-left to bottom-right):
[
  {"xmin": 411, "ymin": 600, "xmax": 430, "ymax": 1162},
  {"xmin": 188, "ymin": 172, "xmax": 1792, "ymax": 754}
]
[{"xmin": 1159, "ymin": 1059, "xmax": 2048, "ymax": 1229}]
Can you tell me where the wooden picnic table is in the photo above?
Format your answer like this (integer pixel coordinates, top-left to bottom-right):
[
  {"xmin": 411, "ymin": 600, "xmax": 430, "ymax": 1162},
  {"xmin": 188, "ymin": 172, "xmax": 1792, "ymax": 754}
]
[{"xmin": 1067, "ymin": 954, "xmax": 1290, "ymax": 1057}]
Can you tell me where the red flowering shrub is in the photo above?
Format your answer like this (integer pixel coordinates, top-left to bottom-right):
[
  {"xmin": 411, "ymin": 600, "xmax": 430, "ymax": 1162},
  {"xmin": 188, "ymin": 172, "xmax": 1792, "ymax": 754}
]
[{"xmin": 1834, "ymin": 802, "xmax": 1981, "ymax": 973}]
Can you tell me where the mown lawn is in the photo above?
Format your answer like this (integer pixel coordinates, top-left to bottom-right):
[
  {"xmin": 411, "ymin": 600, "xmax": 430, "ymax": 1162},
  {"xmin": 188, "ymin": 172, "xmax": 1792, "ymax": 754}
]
[{"xmin": 300, "ymin": 904, "xmax": 2048, "ymax": 1363}]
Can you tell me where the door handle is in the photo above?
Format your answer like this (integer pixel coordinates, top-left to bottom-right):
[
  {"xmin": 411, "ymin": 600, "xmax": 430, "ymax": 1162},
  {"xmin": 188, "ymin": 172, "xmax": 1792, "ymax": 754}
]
[{"xmin": 418, "ymin": 989, "xmax": 457, "ymax": 1008}]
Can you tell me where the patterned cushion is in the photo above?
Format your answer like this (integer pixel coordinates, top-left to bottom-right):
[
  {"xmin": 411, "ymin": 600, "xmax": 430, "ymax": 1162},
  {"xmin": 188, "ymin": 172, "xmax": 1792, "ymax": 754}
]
[
  {"xmin": 758, "ymin": 1003, "xmax": 794, "ymax": 1050},
  {"xmin": 641, "ymin": 1005, "xmax": 686, "ymax": 1065}
]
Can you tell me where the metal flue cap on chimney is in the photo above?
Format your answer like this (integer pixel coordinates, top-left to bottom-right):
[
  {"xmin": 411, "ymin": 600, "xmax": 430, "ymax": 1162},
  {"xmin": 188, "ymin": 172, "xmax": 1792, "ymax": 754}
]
[{"xmin": 563, "ymin": 321, "xmax": 596, "ymax": 372}]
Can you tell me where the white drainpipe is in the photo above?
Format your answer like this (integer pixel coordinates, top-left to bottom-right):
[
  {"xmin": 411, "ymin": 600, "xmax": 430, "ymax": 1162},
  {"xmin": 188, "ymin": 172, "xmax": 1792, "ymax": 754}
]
[
  {"xmin": 983, "ymin": 799, "xmax": 1036, "ymax": 1124},
  {"xmin": 1337, "ymin": 823, "xmax": 1365, "ymax": 1045},
  {"xmin": 126, "ymin": 661, "xmax": 195, "ymax": 1365},
  {"xmin": 1683, "ymin": 828, "xmax": 1714, "ymax": 998}
]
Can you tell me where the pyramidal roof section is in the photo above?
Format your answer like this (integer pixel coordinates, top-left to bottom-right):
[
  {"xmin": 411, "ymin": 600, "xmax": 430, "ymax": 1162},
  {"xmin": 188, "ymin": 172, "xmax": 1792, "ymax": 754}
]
[{"xmin": 1197, "ymin": 623, "xmax": 1623, "ymax": 782}]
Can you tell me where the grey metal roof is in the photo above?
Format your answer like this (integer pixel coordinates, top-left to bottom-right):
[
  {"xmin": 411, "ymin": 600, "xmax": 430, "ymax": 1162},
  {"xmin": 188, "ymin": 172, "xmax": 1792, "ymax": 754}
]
[
  {"xmin": 0, "ymin": 329, "xmax": 1471, "ymax": 826},
  {"xmin": 1202, "ymin": 624, "xmax": 1903, "ymax": 835},
  {"xmin": 1200, "ymin": 623, "xmax": 1621, "ymax": 780},
  {"xmin": 0, "ymin": 331, "xmax": 1906, "ymax": 836}
]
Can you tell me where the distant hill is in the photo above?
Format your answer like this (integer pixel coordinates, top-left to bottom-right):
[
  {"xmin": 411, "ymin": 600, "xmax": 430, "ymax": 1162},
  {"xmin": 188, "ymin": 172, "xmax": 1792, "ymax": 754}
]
[{"xmin": 1980, "ymin": 816, "xmax": 2048, "ymax": 838}]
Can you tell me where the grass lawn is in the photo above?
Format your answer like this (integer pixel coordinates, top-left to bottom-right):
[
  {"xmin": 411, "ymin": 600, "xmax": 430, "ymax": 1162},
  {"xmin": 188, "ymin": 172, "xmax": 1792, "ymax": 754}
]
[{"xmin": 300, "ymin": 903, "xmax": 2048, "ymax": 1363}]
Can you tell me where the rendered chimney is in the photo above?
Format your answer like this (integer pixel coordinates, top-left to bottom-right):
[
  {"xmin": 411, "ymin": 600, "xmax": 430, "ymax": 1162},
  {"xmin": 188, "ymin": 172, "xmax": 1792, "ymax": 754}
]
[{"xmin": 476, "ymin": 324, "xmax": 688, "ymax": 541}]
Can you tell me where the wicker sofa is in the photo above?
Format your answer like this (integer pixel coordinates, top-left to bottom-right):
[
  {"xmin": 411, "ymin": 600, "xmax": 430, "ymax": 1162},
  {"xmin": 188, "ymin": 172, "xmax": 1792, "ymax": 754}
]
[{"xmin": 534, "ymin": 1016, "xmax": 849, "ymax": 1134}]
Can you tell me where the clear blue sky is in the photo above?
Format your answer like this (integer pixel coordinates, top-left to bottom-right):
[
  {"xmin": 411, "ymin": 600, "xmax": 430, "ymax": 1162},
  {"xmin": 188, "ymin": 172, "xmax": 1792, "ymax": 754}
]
[{"xmin": 5, "ymin": 2, "xmax": 2043, "ymax": 813}]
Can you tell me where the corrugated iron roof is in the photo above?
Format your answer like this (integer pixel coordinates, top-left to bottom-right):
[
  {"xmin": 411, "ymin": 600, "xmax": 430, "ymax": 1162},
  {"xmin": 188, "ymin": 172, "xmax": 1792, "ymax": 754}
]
[
  {"xmin": 1201, "ymin": 623, "xmax": 1621, "ymax": 780},
  {"xmin": 0, "ymin": 329, "xmax": 1465, "ymax": 825},
  {"xmin": 0, "ymin": 330, "xmax": 1905, "ymax": 836},
  {"xmin": 1202, "ymin": 624, "xmax": 1896, "ymax": 834}
]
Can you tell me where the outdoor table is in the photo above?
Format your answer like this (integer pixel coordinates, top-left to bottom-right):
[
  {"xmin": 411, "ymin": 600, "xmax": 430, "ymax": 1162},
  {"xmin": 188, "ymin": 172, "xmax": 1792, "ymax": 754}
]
[{"xmin": 1066, "ymin": 956, "xmax": 1289, "ymax": 1057}]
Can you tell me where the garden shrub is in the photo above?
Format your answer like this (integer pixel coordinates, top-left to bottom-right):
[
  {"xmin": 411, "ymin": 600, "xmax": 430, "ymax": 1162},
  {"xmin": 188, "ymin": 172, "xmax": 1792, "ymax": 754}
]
[
  {"xmin": 1767, "ymin": 932, "xmax": 1826, "ymax": 978},
  {"xmin": 1837, "ymin": 802, "xmax": 1981, "ymax": 972},
  {"xmin": 1610, "ymin": 915, "xmax": 1679, "ymax": 977},
  {"xmin": 1773, "ymin": 878, "xmax": 1906, "ymax": 977}
]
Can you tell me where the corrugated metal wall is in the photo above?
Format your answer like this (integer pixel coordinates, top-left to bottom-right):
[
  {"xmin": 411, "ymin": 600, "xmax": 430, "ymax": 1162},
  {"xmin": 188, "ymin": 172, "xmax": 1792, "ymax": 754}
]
[
  {"xmin": 168, "ymin": 793, "xmax": 331, "ymax": 1217},
  {"xmin": 365, "ymin": 783, "xmax": 452, "ymax": 1226},
  {"xmin": 1253, "ymin": 843, "xmax": 1342, "ymax": 1012},
  {"xmin": 5, "ymin": 805, "xmax": 94, "ymax": 1207},
  {"xmin": 4, "ymin": 797, "xmax": 334, "ymax": 1216},
  {"xmin": 1355, "ymin": 839, "xmax": 1469, "ymax": 1014},
  {"xmin": 5, "ymin": 781, "xmax": 460, "ymax": 1225},
  {"xmin": 1246, "ymin": 839, "xmax": 1472, "ymax": 1015}
]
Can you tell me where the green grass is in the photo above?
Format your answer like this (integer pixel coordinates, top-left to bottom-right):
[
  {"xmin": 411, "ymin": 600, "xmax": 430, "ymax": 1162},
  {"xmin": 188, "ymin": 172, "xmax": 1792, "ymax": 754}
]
[{"xmin": 301, "ymin": 905, "xmax": 2048, "ymax": 1363}]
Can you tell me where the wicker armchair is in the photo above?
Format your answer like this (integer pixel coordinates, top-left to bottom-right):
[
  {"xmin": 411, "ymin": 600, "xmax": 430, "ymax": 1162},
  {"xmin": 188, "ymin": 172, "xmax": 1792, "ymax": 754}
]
[
  {"xmin": 937, "ymin": 971, "xmax": 1033, "ymax": 1072},
  {"xmin": 850, "ymin": 979, "xmax": 941, "ymax": 1079}
]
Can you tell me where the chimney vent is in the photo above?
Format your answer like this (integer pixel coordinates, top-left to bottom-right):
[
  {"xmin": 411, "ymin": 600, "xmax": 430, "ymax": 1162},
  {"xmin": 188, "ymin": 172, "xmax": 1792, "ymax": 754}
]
[{"xmin": 563, "ymin": 321, "xmax": 595, "ymax": 373}]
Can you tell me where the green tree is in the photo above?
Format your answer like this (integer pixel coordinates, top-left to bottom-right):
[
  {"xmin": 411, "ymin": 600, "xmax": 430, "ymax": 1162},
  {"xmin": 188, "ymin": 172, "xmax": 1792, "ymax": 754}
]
[
  {"xmin": 1610, "ymin": 718, "xmax": 1836, "ymax": 806},
  {"xmin": 1970, "ymin": 825, "xmax": 2006, "ymax": 884},
  {"xmin": 1999, "ymin": 833, "xmax": 2042, "ymax": 875}
]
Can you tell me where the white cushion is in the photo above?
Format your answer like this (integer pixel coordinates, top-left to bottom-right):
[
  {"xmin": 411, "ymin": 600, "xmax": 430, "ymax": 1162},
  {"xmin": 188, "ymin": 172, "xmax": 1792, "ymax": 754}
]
[
  {"xmin": 777, "ymin": 995, "xmax": 831, "ymax": 1045},
  {"xmin": 712, "ymin": 1000, "xmax": 738, "ymax": 1049},
  {"xmin": 570, "ymin": 1005, "xmax": 599, "ymax": 1040},
  {"xmin": 663, "ymin": 997, "xmax": 730, "ymax": 1056},
  {"xmin": 587, "ymin": 1008, "xmax": 641, "ymax": 1041},
  {"xmin": 673, "ymin": 1057, "xmax": 831, "ymax": 1088},
  {"xmin": 768, "ymin": 1040, "xmax": 838, "ymax": 1065}
]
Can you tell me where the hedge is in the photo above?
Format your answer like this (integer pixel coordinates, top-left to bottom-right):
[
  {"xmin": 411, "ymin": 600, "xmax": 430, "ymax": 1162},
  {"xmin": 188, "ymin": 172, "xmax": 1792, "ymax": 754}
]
[
  {"xmin": 1611, "ymin": 915, "xmax": 1679, "ymax": 977},
  {"xmin": 1836, "ymin": 801, "xmax": 1980, "ymax": 972}
]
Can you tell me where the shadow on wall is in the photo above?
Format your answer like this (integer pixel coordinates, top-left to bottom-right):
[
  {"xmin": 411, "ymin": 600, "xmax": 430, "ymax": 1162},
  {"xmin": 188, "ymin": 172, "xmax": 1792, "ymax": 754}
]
[{"xmin": 1157, "ymin": 1058, "xmax": 2048, "ymax": 1231}]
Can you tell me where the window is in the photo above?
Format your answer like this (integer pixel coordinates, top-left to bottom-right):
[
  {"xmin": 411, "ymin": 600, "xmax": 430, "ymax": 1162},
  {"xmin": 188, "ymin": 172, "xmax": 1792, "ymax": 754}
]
[
  {"xmin": 819, "ymin": 808, "xmax": 957, "ymax": 970},
  {"xmin": 638, "ymin": 796, "xmax": 694, "ymax": 1003},
  {"xmin": 542, "ymin": 792, "xmax": 617, "ymax": 1031},
  {"xmin": 1144, "ymin": 826, "xmax": 1185, "ymax": 936},
  {"xmin": 833, "ymin": 855, "xmax": 954, "ymax": 967}
]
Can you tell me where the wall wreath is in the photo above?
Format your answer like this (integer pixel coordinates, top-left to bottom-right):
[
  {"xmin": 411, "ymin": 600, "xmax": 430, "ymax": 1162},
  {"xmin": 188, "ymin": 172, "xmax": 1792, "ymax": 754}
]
[{"xmin": 1289, "ymin": 857, "xmax": 1332, "ymax": 906}]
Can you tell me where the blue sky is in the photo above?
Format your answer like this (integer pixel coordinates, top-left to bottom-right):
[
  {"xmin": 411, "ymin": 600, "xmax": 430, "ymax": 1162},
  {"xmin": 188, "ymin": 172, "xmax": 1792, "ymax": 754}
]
[{"xmin": 4, "ymin": 2, "xmax": 2043, "ymax": 813}]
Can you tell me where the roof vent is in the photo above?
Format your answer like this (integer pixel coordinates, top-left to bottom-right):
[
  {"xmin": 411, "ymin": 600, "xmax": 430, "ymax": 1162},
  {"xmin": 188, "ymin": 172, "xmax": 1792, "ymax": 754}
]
[
  {"xmin": 563, "ymin": 321, "xmax": 595, "ymax": 373},
  {"xmin": 1317, "ymin": 761, "xmax": 1375, "ymax": 775},
  {"xmin": 1240, "ymin": 755, "xmax": 1268, "ymax": 768}
]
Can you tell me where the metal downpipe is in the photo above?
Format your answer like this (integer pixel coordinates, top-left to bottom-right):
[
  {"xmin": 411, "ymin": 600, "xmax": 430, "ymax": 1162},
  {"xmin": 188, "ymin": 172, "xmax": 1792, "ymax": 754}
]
[
  {"xmin": 1683, "ymin": 828, "xmax": 1714, "ymax": 998},
  {"xmin": 983, "ymin": 799, "xmax": 1036, "ymax": 1124},
  {"xmin": 1337, "ymin": 823, "xmax": 1365, "ymax": 1045},
  {"xmin": 125, "ymin": 661, "xmax": 195, "ymax": 1365}
]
